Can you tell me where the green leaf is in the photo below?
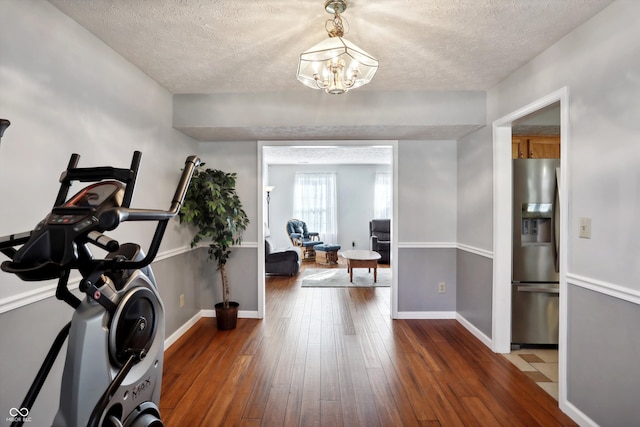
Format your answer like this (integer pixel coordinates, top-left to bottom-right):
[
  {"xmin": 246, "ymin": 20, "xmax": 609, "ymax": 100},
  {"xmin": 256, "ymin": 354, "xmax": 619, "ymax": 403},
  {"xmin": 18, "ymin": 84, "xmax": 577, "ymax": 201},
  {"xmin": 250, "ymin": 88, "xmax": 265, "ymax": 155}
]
[{"xmin": 178, "ymin": 164, "xmax": 250, "ymax": 304}]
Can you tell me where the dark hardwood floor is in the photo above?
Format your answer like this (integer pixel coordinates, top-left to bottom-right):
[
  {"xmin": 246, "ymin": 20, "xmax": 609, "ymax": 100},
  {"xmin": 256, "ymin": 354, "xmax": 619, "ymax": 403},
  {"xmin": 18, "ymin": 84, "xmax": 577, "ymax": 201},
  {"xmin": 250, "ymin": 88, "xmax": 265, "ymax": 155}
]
[{"xmin": 160, "ymin": 261, "xmax": 576, "ymax": 426}]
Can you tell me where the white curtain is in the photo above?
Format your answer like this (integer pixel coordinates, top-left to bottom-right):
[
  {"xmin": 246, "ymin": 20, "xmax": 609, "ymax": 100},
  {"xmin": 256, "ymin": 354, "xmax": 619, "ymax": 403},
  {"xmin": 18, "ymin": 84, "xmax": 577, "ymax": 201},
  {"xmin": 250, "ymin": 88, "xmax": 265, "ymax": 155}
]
[
  {"xmin": 374, "ymin": 172, "xmax": 392, "ymax": 219},
  {"xmin": 293, "ymin": 173, "xmax": 337, "ymax": 243}
]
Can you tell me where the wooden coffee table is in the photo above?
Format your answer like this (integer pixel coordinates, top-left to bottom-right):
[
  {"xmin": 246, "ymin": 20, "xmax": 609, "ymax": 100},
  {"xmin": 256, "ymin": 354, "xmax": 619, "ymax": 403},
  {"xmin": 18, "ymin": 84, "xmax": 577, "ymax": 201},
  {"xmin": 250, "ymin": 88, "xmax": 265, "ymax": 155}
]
[{"xmin": 341, "ymin": 250, "xmax": 382, "ymax": 283}]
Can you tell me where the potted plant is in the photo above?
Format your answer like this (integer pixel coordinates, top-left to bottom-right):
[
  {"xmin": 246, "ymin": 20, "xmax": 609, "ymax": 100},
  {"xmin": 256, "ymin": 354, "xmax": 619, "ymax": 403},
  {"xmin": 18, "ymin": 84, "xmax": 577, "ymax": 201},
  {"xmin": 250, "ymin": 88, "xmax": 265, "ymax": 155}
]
[{"xmin": 178, "ymin": 164, "xmax": 250, "ymax": 330}]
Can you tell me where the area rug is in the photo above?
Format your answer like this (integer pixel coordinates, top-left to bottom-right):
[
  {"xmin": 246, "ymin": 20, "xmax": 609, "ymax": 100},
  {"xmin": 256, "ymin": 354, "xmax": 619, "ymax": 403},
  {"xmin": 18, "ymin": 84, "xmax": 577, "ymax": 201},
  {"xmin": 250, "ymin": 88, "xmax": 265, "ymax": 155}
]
[{"xmin": 300, "ymin": 268, "xmax": 390, "ymax": 287}]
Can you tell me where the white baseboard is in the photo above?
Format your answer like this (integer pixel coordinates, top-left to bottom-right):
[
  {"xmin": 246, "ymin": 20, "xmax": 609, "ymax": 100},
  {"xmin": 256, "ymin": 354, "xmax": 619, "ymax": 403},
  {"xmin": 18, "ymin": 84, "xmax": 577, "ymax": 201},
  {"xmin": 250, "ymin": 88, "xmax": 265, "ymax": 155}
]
[
  {"xmin": 200, "ymin": 309, "xmax": 260, "ymax": 319},
  {"xmin": 560, "ymin": 398, "xmax": 598, "ymax": 427},
  {"xmin": 395, "ymin": 311, "xmax": 456, "ymax": 319},
  {"xmin": 164, "ymin": 311, "xmax": 203, "ymax": 350},
  {"xmin": 164, "ymin": 309, "xmax": 260, "ymax": 349},
  {"xmin": 455, "ymin": 313, "xmax": 493, "ymax": 350},
  {"xmin": 166, "ymin": 310, "xmax": 488, "ymax": 356}
]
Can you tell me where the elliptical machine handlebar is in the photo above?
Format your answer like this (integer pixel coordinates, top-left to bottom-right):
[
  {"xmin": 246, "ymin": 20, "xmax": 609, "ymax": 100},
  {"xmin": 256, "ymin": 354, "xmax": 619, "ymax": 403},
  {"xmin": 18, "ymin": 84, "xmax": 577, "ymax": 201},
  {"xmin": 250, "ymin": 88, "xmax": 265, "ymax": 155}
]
[
  {"xmin": 100, "ymin": 154, "xmax": 199, "ymax": 230},
  {"xmin": 98, "ymin": 156, "xmax": 200, "ymax": 268},
  {"xmin": 98, "ymin": 156, "xmax": 200, "ymax": 231},
  {"xmin": 1, "ymin": 154, "xmax": 200, "ymax": 279},
  {"xmin": 94, "ymin": 155, "xmax": 200, "ymax": 271}
]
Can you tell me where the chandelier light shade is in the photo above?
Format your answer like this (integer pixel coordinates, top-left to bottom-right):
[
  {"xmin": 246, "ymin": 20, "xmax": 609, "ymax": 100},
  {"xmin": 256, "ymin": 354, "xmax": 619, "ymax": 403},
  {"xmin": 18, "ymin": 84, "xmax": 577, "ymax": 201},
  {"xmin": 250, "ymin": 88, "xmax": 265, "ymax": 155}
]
[{"xmin": 297, "ymin": 0, "xmax": 378, "ymax": 94}]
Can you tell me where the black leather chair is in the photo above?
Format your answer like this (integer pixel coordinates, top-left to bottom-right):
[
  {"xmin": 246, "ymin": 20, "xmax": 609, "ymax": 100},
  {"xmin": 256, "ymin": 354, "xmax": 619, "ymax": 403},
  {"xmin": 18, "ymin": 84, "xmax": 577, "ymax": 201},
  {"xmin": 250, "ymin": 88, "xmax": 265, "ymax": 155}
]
[
  {"xmin": 370, "ymin": 219, "xmax": 390, "ymax": 264},
  {"xmin": 265, "ymin": 227, "xmax": 301, "ymax": 276}
]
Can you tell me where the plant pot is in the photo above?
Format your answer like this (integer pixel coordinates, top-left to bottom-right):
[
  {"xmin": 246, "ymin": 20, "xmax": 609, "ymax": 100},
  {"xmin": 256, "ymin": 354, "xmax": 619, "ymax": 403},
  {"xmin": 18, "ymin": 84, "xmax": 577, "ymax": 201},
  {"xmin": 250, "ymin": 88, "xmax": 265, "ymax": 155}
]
[{"xmin": 214, "ymin": 301, "xmax": 239, "ymax": 330}]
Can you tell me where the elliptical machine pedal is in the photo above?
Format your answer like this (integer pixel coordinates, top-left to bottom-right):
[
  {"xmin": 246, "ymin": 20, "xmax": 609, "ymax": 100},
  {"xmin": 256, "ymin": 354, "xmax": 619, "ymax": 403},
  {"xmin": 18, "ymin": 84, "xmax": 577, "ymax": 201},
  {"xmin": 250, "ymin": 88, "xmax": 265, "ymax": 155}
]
[{"xmin": 0, "ymin": 152, "xmax": 199, "ymax": 427}]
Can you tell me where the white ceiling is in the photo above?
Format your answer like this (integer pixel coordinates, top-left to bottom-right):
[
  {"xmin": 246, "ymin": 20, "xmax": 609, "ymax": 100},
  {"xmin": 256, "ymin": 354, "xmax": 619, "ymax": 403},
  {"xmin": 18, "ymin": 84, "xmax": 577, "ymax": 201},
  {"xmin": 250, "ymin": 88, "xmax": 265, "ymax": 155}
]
[
  {"xmin": 49, "ymin": 0, "xmax": 614, "ymax": 94},
  {"xmin": 46, "ymin": 0, "xmax": 611, "ymax": 152},
  {"xmin": 264, "ymin": 145, "xmax": 392, "ymax": 165}
]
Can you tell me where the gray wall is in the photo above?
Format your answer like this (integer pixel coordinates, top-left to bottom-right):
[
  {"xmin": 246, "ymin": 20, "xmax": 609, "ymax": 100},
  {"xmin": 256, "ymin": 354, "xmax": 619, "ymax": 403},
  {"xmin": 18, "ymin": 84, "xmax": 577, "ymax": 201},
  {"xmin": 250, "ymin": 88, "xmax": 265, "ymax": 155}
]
[
  {"xmin": 201, "ymin": 247, "xmax": 259, "ymax": 311},
  {"xmin": 151, "ymin": 251, "xmax": 204, "ymax": 333},
  {"xmin": 456, "ymin": 250, "xmax": 493, "ymax": 337},
  {"xmin": 398, "ymin": 248, "xmax": 456, "ymax": 312},
  {"xmin": 0, "ymin": 293, "xmax": 77, "ymax": 426},
  {"xmin": 567, "ymin": 285, "xmax": 640, "ymax": 426}
]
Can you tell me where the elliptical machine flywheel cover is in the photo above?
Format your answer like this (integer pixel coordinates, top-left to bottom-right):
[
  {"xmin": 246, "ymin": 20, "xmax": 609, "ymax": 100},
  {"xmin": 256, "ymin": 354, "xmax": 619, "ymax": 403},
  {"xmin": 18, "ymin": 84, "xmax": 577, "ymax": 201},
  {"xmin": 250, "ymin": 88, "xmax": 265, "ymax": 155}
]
[{"xmin": 109, "ymin": 286, "xmax": 159, "ymax": 367}]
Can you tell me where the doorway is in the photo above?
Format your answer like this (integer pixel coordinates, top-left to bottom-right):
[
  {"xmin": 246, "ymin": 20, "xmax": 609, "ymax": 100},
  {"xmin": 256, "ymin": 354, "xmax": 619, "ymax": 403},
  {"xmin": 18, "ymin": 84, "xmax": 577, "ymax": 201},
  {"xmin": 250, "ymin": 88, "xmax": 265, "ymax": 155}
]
[
  {"xmin": 257, "ymin": 141, "xmax": 399, "ymax": 320},
  {"xmin": 492, "ymin": 88, "xmax": 569, "ymax": 404}
]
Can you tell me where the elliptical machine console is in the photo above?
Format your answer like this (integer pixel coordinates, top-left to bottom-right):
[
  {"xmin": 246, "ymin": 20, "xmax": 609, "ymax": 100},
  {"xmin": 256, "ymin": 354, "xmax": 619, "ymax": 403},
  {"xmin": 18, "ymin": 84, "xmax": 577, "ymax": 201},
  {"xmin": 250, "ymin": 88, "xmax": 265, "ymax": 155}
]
[{"xmin": 0, "ymin": 152, "xmax": 200, "ymax": 427}]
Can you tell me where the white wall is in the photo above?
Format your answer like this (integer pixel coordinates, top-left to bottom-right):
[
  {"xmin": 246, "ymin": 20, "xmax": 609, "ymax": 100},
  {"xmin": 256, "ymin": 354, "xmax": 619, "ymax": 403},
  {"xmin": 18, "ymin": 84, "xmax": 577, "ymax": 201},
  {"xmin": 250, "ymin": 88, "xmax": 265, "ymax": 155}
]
[
  {"xmin": 173, "ymin": 91, "xmax": 486, "ymax": 140},
  {"xmin": 457, "ymin": 128, "xmax": 494, "ymax": 250},
  {"xmin": 0, "ymin": 0, "xmax": 197, "ymax": 302},
  {"xmin": 0, "ymin": 2, "xmax": 198, "ymax": 425},
  {"xmin": 490, "ymin": 0, "xmax": 640, "ymax": 291},
  {"xmin": 398, "ymin": 140, "xmax": 458, "ymax": 244},
  {"xmin": 266, "ymin": 163, "xmax": 392, "ymax": 250},
  {"xmin": 461, "ymin": 0, "xmax": 640, "ymax": 424}
]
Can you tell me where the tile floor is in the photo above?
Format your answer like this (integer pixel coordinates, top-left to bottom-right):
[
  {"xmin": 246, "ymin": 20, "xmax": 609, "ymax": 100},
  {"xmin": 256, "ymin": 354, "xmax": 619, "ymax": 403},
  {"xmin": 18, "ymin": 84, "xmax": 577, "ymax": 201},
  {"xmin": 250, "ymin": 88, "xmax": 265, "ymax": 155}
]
[{"xmin": 502, "ymin": 348, "xmax": 559, "ymax": 400}]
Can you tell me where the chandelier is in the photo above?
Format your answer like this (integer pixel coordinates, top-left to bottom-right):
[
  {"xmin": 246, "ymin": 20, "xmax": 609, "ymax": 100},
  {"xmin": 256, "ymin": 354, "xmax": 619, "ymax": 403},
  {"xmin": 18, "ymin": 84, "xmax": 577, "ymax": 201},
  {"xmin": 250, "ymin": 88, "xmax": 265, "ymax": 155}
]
[{"xmin": 297, "ymin": 0, "xmax": 378, "ymax": 94}]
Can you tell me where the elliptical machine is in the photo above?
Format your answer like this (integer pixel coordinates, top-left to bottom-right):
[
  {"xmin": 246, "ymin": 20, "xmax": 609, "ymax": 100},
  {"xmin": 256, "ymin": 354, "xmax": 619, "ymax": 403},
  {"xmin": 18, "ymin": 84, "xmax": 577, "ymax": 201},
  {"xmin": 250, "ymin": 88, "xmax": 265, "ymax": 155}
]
[{"xmin": 0, "ymin": 151, "xmax": 200, "ymax": 427}]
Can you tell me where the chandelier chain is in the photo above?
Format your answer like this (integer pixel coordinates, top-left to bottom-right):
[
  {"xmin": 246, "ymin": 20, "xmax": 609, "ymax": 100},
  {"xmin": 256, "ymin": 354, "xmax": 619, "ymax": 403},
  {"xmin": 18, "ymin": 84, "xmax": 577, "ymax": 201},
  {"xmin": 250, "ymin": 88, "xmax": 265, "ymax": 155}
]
[{"xmin": 325, "ymin": 12, "xmax": 348, "ymax": 38}]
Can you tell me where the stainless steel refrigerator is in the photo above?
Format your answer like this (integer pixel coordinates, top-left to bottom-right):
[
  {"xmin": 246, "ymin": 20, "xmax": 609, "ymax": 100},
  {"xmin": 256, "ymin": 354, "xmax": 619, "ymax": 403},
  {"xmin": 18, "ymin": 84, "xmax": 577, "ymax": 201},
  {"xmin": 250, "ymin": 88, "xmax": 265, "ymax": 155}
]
[{"xmin": 512, "ymin": 159, "xmax": 560, "ymax": 346}]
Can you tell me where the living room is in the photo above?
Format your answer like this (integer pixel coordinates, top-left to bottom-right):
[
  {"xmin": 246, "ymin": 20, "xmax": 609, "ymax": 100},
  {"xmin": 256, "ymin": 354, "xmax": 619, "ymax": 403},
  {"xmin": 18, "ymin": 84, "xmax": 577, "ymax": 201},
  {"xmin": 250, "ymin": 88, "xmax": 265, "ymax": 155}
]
[
  {"xmin": 2, "ymin": 1, "xmax": 639, "ymax": 426},
  {"xmin": 264, "ymin": 145, "xmax": 392, "ymax": 254}
]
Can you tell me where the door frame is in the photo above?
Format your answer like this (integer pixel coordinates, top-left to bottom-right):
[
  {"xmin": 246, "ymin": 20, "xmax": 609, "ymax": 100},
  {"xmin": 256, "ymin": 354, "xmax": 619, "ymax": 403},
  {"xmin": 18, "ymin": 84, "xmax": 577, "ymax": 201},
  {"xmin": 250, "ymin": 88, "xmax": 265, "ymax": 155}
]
[
  {"xmin": 256, "ymin": 140, "xmax": 399, "ymax": 319},
  {"xmin": 491, "ymin": 87, "xmax": 569, "ymax": 401}
]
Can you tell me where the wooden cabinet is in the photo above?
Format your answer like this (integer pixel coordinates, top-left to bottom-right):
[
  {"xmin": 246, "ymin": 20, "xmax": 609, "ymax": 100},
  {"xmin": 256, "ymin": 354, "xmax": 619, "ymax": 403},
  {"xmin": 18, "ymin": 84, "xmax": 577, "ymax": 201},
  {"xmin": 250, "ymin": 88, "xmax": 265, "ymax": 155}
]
[
  {"xmin": 512, "ymin": 135, "xmax": 560, "ymax": 159},
  {"xmin": 512, "ymin": 136, "xmax": 528, "ymax": 159}
]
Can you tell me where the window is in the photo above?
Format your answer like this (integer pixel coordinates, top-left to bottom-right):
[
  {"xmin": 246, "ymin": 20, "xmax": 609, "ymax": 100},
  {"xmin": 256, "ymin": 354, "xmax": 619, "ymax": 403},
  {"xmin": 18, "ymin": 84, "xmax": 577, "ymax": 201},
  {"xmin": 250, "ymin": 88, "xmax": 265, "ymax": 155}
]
[
  {"xmin": 374, "ymin": 172, "xmax": 392, "ymax": 219},
  {"xmin": 293, "ymin": 173, "xmax": 337, "ymax": 243}
]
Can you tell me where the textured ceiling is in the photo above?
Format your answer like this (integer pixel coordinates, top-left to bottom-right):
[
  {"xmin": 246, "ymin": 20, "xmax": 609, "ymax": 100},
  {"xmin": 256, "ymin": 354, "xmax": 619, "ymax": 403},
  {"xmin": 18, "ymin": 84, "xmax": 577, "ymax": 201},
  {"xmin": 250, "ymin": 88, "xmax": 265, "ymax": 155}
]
[
  {"xmin": 264, "ymin": 145, "xmax": 392, "ymax": 165},
  {"xmin": 46, "ymin": 0, "xmax": 612, "ymax": 145},
  {"xmin": 49, "ymin": 0, "xmax": 614, "ymax": 94}
]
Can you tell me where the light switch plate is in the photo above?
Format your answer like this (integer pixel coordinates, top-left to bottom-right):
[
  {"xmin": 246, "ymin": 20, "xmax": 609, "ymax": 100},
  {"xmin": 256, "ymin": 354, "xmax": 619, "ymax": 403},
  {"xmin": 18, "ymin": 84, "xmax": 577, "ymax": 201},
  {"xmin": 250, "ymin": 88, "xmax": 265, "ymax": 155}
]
[{"xmin": 579, "ymin": 217, "xmax": 591, "ymax": 239}]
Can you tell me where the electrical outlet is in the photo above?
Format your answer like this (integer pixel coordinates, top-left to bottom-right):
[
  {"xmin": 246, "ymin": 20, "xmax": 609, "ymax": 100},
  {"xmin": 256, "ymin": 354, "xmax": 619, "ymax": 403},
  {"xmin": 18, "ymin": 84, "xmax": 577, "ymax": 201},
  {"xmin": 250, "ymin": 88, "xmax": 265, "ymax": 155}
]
[
  {"xmin": 438, "ymin": 282, "xmax": 446, "ymax": 294},
  {"xmin": 179, "ymin": 294, "xmax": 185, "ymax": 308}
]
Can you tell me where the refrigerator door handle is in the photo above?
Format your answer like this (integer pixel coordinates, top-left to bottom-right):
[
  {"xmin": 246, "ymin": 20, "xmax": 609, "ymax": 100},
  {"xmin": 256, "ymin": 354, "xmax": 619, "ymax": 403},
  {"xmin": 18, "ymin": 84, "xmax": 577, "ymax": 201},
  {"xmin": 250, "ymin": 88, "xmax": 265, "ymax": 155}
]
[
  {"xmin": 516, "ymin": 285, "xmax": 560, "ymax": 295},
  {"xmin": 553, "ymin": 167, "xmax": 561, "ymax": 273}
]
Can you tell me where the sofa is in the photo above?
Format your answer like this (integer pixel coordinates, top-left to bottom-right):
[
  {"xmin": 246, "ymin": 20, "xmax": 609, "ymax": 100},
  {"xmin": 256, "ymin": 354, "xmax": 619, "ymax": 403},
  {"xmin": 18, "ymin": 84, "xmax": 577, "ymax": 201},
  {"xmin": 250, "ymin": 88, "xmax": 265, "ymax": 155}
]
[
  {"xmin": 369, "ymin": 219, "xmax": 391, "ymax": 264},
  {"xmin": 265, "ymin": 227, "xmax": 301, "ymax": 276}
]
